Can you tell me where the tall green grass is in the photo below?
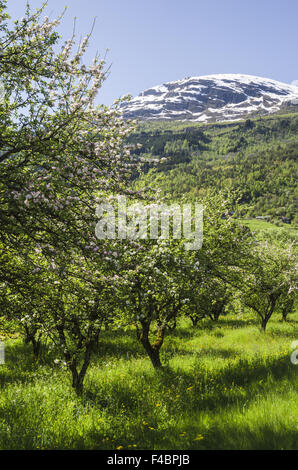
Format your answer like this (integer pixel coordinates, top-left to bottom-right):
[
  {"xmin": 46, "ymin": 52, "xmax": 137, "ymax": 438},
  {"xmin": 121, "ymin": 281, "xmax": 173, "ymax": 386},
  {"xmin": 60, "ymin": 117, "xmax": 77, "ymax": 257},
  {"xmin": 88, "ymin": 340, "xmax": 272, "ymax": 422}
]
[{"xmin": 0, "ymin": 314, "xmax": 297, "ymax": 450}]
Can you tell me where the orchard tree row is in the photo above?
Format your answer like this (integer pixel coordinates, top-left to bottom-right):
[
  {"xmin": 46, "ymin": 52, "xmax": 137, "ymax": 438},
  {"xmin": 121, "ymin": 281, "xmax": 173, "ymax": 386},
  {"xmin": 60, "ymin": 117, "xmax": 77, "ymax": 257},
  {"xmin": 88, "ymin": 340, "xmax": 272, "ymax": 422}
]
[{"xmin": 0, "ymin": 2, "xmax": 297, "ymax": 395}]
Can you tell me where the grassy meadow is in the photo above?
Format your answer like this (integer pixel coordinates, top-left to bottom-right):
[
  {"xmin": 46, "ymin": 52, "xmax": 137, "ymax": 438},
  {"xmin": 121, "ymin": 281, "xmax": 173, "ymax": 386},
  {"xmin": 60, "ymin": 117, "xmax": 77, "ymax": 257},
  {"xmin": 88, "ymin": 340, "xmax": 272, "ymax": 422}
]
[
  {"xmin": 0, "ymin": 313, "xmax": 297, "ymax": 450},
  {"xmin": 0, "ymin": 0, "xmax": 297, "ymax": 455}
]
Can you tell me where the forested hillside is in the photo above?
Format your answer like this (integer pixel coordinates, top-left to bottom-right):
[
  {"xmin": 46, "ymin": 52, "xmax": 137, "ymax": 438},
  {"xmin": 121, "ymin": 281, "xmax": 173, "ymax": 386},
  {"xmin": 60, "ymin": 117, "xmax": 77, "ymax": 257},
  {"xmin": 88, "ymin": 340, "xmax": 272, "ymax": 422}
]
[{"xmin": 129, "ymin": 113, "xmax": 298, "ymax": 224}]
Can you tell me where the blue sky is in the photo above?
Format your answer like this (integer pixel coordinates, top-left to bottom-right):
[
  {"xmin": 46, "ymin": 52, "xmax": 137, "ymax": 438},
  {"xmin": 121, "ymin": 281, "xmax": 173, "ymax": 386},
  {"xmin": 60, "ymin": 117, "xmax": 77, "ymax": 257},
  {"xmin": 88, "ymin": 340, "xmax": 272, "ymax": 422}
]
[{"xmin": 12, "ymin": 0, "xmax": 298, "ymax": 104}]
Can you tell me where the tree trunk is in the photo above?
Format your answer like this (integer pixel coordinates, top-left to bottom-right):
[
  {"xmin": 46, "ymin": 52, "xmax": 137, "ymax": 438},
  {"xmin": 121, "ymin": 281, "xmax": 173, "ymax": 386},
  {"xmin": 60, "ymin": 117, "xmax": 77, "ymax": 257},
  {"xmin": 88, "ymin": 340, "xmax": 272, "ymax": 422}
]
[
  {"xmin": 261, "ymin": 295, "xmax": 278, "ymax": 332},
  {"xmin": 210, "ymin": 301, "xmax": 225, "ymax": 322},
  {"xmin": 148, "ymin": 348, "xmax": 163, "ymax": 369},
  {"xmin": 69, "ymin": 344, "xmax": 92, "ymax": 396},
  {"xmin": 31, "ymin": 337, "xmax": 41, "ymax": 360},
  {"xmin": 167, "ymin": 319, "xmax": 177, "ymax": 331},
  {"xmin": 261, "ymin": 317, "xmax": 268, "ymax": 332},
  {"xmin": 138, "ymin": 321, "xmax": 164, "ymax": 370},
  {"xmin": 190, "ymin": 316, "xmax": 199, "ymax": 327},
  {"xmin": 24, "ymin": 325, "xmax": 41, "ymax": 360},
  {"xmin": 71, "ymin": 367, "xmax": 84, "ymax": 396},
  {"xmin": 141, "ymin": 335, "xmax": 163, "ymax": 369},
  {"xmin": 282, "ymin": 310, "xmax": 288, "ymax": 322}
]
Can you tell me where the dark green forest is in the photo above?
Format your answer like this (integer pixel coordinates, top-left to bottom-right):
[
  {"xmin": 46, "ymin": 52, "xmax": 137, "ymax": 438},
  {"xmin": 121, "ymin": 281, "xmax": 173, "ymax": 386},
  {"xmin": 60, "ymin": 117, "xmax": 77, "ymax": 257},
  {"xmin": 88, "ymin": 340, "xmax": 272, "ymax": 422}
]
[{"xmin": 129, "ymin": 113, "xmax": 298, "ymax": 223}]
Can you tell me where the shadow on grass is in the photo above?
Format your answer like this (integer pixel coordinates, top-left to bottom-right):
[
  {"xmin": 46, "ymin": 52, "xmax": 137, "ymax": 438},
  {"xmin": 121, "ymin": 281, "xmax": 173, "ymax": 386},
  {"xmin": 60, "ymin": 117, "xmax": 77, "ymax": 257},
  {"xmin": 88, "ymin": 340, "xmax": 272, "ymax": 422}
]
[
  {"xmin": 1, "ymin": 335, "xmax": 296, "ymax": 450},
  {"xmin": 160, "ymin": 346, "xmax": 239, "ymax": 362},
  {"xmin": 218, "ymin": 318, "xmax": 259, "ymax": 329},
  {"xmin": 268, "ymin": 320, "xmax": 298, "ymax": 339},
  {"xmin": 154, "ymin": 416, "xmax": 298, "ymax": 450},
  {"xmin": 0, "ymin": 341, "xmax": 41, "ymax": 387},
  {"xmin": 0, "ymin": 339, "xmax": 58, "ymax": 388},
  {"xmin": 79, "ymin": 352, "xmax": 297, "ymax": 450},
  {"xmin": 168, "ymin": 328, "xmax": 201, "ymax": 339},
  {"xmin": 95, "ymin": 330, "xmax": 144, "ymax": 360},
  {"xmin": 93, "ymin": 320, "xmax": 253, "ymax": 360},
  {"xmin": 83, "ymin": 347, "xmax": 296, "ymax": 417}
]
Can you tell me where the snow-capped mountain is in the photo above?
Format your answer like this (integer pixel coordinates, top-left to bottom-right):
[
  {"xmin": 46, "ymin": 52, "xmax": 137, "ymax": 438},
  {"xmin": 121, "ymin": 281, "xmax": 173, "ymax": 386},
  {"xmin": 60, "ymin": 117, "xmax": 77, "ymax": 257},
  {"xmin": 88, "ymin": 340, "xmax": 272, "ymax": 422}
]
[{"xmin": 121, "ymin": 74, "xmax": 298, "ymax": 122}]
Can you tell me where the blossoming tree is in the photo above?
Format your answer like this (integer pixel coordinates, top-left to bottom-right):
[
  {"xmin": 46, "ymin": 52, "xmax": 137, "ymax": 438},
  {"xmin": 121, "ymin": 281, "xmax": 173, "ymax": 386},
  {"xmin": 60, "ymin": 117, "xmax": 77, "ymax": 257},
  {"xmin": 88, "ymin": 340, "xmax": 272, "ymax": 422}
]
[{"xmin": 0, "ymin": 1, "xmax": 139, "ymax": 393}]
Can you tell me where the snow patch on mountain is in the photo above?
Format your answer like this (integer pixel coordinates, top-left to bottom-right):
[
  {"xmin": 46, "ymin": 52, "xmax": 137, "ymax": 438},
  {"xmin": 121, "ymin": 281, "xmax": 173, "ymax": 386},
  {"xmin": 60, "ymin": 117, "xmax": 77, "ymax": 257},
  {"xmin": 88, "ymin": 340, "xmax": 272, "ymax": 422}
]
[{"xmin": 121, "ymin": 74, "xmax": 298, "ymax": 122}]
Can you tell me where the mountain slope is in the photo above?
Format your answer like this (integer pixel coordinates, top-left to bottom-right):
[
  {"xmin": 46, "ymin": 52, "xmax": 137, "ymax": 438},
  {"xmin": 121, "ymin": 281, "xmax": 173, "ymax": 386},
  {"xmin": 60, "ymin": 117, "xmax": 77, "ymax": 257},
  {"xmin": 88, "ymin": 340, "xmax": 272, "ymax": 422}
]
[
  {"xmin": 121, "ymin": 74, "xmax": 298, "ymax": 122},
  {"xmin": 129, "ymin": 113, "xmax": 298, "ymax": 224}
]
